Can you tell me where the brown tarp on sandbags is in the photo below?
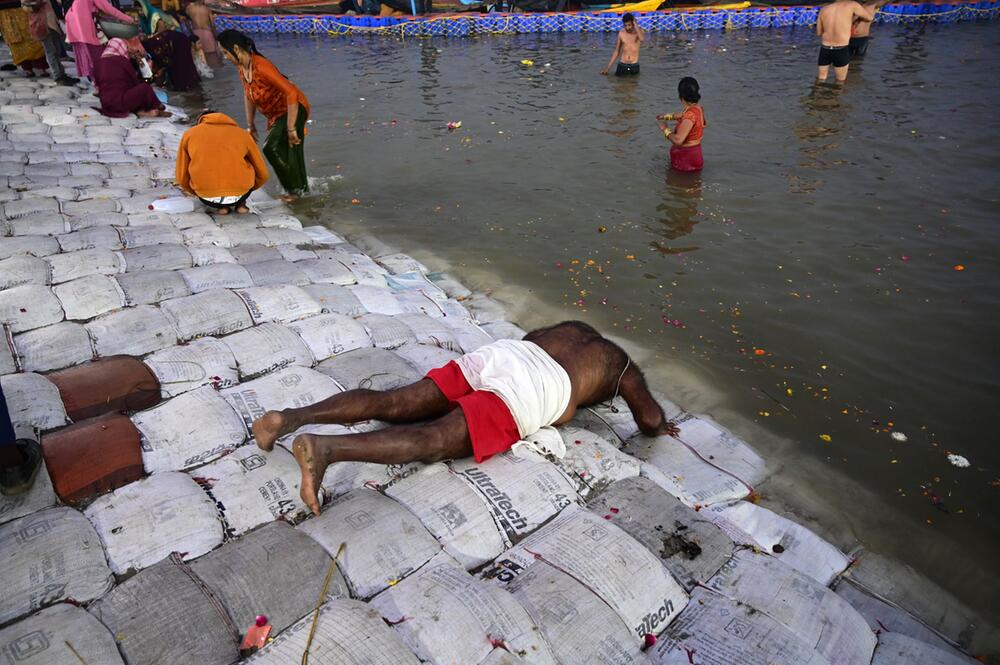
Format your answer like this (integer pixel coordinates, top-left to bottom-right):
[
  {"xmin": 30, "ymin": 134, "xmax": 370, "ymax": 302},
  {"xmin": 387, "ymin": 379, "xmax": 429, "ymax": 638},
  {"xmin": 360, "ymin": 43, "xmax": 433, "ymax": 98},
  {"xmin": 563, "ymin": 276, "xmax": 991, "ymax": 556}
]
[
  {"xmin": 89, "ymin": 555, "xmax": 240, "ymax": 665},
  {"xmin": 41, "ymin": 413, "xmax": 144, "ymax": 504},
  {"xmin": 48, "ymin": 355, "xmax": 161, "ymax": 421},
  {"xmin": 190, "ymin": 521, "xmax": 347, "ymax": 636}
]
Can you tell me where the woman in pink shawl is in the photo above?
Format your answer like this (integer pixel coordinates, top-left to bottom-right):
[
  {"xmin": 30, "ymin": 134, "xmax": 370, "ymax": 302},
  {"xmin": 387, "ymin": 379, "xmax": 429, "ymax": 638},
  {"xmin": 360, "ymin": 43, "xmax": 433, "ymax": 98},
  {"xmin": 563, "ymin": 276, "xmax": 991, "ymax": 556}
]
[
  {"xmin": 64, "ymin": 0, "xmax": 136, "ymax": 79},
  {"xmin": 93, "ymin": 38, "xmax": 169, "ymax": 118}
]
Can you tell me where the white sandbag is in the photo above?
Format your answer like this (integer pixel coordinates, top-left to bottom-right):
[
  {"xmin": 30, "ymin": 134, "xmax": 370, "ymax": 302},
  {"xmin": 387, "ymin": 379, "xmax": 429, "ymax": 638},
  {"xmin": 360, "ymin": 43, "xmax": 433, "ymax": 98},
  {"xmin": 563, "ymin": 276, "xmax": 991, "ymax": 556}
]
[
  {"xmin": 88, "ymin": 556, "xmax": 241, "ymax": 665},
  {"xmin": 46, "ymin": 248, "xmax": 124, "ymax": 284},
  {"xmin": 395, "ymin": 290, "xmax": 447, "ymax": 318},
  {"xmin": 0, "ymin": 372, "xmax": 68, "ymax": 438},
  {"xmin": 66, "ymin": 210, "xmax": 128, "ymax": 231},
  {"xmin": 296, "ymin": 257, "xmax": 356, "ymax": 285},
  {"xmin": 259, "ymin": 227, "xmax": 310, "ymax": 245},
  {"xmin": 134, "ymin": 385, "xmax": 248, "ymax": 473},
  {"xmin": 0, "ymin": 334, "xmax": 13, "ymax": 374},
  {"xmin": 705, "ymin": 549, "xmax": 876, "ymax": 665},
  {"xmin": 440, "ymin": 317, "xmax": 494, "ymax": 353},
  {"xmin": 235, "ymin": 284, "xmax": 321, "ymax": 324},
  {"xmin": 313, "ymin": 454, "xmax": 423, "ymax": 500},
  {"xmin": 835, "ymin": 580, "xmax": 957, "ymax": 653},
  {"xmin": 0, "ymin": 464, "xmax": 57, "ymax": 526},
  {"xmin": 871, "ymin": 632, "xmax": 978, "ymax": 665},
  {"xmin": 0, "ymin": 283, "xmax": 64, "ymax": 333},
  {"xmin": 84, "ymin": 472, "xmax": 224, "ymax": 575},
  {"xmin": 76, "ymin": 186, "xmax": 132, "ymax": 201},
  {"xmin": 651, "ymin": 588, "xmax": 831, "ymax": 665},
  {"xmin": 68, "ymin": 163, "xmax": 110, "ymax": 178},
  {"xmin": 393, "ymin": 343, "xmax": 459, "ymax": 376},
  {"xmin": 286, "ymin": 312, "xmax": 371, "ymax": 363},
  {"xmin": 554, "ymin": 425, "xmax": 641, "ymax": 497},
  {"xmin": 257, "ymin": 213, "xmax": 304, "ymax": 230},
  {"xmin": 59, "ymin": 173, "xmax": 104, "ymax": 188},
  {"xmin": 244, "ymin": 259, "xmax": 311, "ymax": 287},
  {"xmin": 587, "ymin": 476, "xmax": 733, "ymax": 591},
  {"xmin": 485, "ymin": 505, "xmax": 688, "ymax": 641},
  {"xmin": 179, "ymin": 263, "xmax": 253, "ymax": 293},
  {"xmin": 119, "ymin": 224, "xmax": 183, "ymax": 248},
  {"xmin": 481, "ymin": 650, "xmax": 530, "ymax": 665},
  {"xmin": 144, "ymin": 337, "xmax": 239, "ymax": 398},
  {"xmin": 172, "ymin": 211, "xmax": 215, "ymax": 229},
  {"xmin": 182, "ymin": 224, "xmax": 232, "ymax": 247},
  {"xmin": 622, "ymin": 435, "xmax": 752, "ymax": 509},
  {"xmin": 481, "ymin": 320, "xmax": 526, "ymax": 341},
  {"xmin": 115, "ymin": 269, "xmax": 191, "ymax": 305},
  {"xmin": 359, "ymin": 312, "xmax": 417, "ymax": 350},
  {"xmin": 384, "ymin": 463, "xmax": 506, "ymax": 570},
  {"xmin": 333, "ymin": 250, "xmax": 388, "ymax": 288},
  {"xmin": 0, "ymin": 603, "xmax": 125, "ymax": 665},
  {"xmin": 303, "ymin": 283, "xmax": 364, "ymax": 315},
  {"xmin": 582, "ymin": 397, "xmax": 644, "ymax": 443},
  {"xmin": 56, "ymin": 225, "xmax": 123, "ymax": 252},
  {"xmin": 119, "ymin": 243, "xmax": 193, "ymax": 272},
  {"xmin": 221, "ymin": 322, "xmax": 314, "ymax": 380},
  {"xmin": 61, "ymin": 197, "xmax": 118, "ymax": 216},
  {"xmin": 396, "ymin": 312, "xmax": 461, "ymax": 352},
  {"xmin": 126, "ymin": 211, "xmax": 174, "ymax": 227},
  {"xmin": 349, "ymin": 285, "xmax": 405, "ymax": 315},
  {"xmin": 503, "ymin": 561, "xmax": 653, "ymax": 665},
  {"xmin": 463, "ymin": 295, "xmax": 507, "ymax": 323},
  {"xmin": 85, "ymin": 305, "xmax": 178, "ymax": 357},
  {"xmin": 225, "ymin": 224, "xmax": 268, "ymax": 246},
  {"xmin": 229, "ymin": 243, "xmax": 282, "ymax": 264},
  {"xmin": 0, "ymin": 235, "xmax": 60, "ymax": 259},
  {"xmin": 222, "ymin": 366, "xmax": 342, "ymax": 432},
  {"xmin": 0, "ymin": 508, "xmax": 114, "ymax": 626},
  {"xmin": 188, "ymin": 244, "xmax": 237, "ymax": 266},
  {"xmin": 193, "ymin": 446, "xmax": 315, "ymax": 537},
  {"xmin": 668, "ymin": 412, "xmax": 767, "ymax": 487},
  {"xmin": 52, "ymin": 274, "xmax": 126, "ymax": 321},
  {"xmin": 371, "ymin": 552, "xmax": 558, "ymax": 665},
  {"xmin": 160, "ymin": 288, "xmax": 254, "ymax": 340},
  {"xmin": 276, "ymin": 244, "xmax": 317, "ymax": 262},
  {"xmin": 375, "ymin": 253, "xmax": 428, "ymax": 275},
  {"xmin": 14, "ymin": 321, "xmax": 94, "ymax": 373},
  {"xmin": 452, "ymin": 452, "xmax": 580, "ymax": 547},
  {"xmin": 301, "ymin": 225, "xmax": 344, "ymax": 245},
  {"xmin": 5, "ymin": 211, "xmax": 69, "ymax": 237},
  {"xmin": 703, "ymin": 500, "xmax": 851, "ymax": 586},
  {"xmin": 385, "ymin": 272, "xmax": 448, "ymax": 300},
  {"xmin": 2, "ymin": 196, "xmax": 59, "ymax": 220},
  {"xmin": 316, "ymin": 347, "xmax": 420, "ymax": 391},
  {"xmin": 0, "ymin": 254, "xmax": 50, "ymax": 290},
  {"xmin": 297, "ymin": 488, "xmax": 441, "ymax": 599},
  {"xmin": 243, "ymin": 598, "xmax": 420, "ymax": 665}
]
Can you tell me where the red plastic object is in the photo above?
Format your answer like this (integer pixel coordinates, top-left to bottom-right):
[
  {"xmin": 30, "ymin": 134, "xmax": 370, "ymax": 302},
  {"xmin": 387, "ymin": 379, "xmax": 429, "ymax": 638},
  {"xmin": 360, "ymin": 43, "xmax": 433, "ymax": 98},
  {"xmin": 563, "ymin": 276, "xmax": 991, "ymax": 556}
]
[
  {"xmin": 48, "ymin": 355, "xmax": 161, "ymax": 421},
  {"xmin": 240, "ymin": 621, "xmax": 272, "ymax": 652}
]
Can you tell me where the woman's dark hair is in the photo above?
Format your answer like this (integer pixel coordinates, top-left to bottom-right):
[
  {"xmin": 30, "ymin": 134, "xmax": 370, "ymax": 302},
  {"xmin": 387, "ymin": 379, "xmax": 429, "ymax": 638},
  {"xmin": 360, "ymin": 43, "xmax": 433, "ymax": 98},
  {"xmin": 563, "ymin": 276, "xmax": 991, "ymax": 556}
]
[
  {"xmin": 218, "ymin": 29, "xmax": 261, "ymax": 56},
  {"xmin": 678, "ymin": 76, "xmax": 700, "ymax": 103}
]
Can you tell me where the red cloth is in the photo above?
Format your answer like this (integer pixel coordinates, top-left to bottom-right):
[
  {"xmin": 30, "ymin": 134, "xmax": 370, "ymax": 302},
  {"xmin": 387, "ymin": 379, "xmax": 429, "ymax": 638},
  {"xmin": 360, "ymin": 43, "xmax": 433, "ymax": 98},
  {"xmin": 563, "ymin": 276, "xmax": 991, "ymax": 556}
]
[
  {"xmin": 675, "ymin": 105, "xmax": 705, "ymax": 144},
  {"xmin": 93, "ymin": 54, "xmax": 160, "ymax": 118},
  {"xmin": 670, "ymin": 144, "xmax": 704, "ymax": 172},
  {"xmin": 425, "ymin": 361, "xmax": 521, "ymax": 463}
]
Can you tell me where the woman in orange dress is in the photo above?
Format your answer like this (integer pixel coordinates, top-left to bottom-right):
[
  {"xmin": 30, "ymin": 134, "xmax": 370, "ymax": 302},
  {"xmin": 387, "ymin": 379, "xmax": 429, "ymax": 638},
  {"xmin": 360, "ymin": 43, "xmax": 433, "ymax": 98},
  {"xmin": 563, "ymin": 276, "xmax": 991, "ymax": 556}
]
[
  {"xmin": 218, "ymin": 29, "xmax": 310, "ymax": 202},
  {"xmin": 656, "ymin": 77, "xmax": 706, "ymax": 172}
]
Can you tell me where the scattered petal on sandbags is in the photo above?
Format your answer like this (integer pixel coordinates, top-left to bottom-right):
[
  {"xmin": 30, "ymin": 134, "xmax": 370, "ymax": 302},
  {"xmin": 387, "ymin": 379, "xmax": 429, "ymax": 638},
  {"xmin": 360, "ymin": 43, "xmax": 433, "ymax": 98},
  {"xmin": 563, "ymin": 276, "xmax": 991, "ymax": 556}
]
[
  {"xmin": 0, "ymin": 372, "xmax": 68, "ymax": 438},
  {"xmin": 85, "ymin": 305, "xmax": 178, "ymax": 357},
  {"xmin": 160, "ymin": 288, "xmax": 254, "ymax": 341},
  {"xmin": 385, "ymin": 463, "xmax": 506, "ymax": 569},
  {"xmin": 144, "ymin": 337, "xmax": 239, "ymax": 397},
  {"xmin": 221, "ymin": 322, "xmax": 314, "ymax": 380},
  {"xmin": 0, "ymin": 507, "xmax": 113, "ymax": 625},
  {"xmin": 667, "ymin": 412, "xmax": 767, "ymax": 488},
  {"xmin": 451, "ymin": 452, "xmax": 580, "ymax": 547},
  {"xmin": 235, "ymin": 284, "xmax": 322, "ymax": 324},
  {"xmin": 191, "ymin": 521, "xmax": 347, "ymax": 636},
  {"xmin": 394, "ymin": 343, "xmax": 459, "ymax": 375},
  {"xmin": 481, "ymin": 320, "xmax": 527, "ymax": 341},
  {"xmin": 587, "ymin": 476, "xmax": 733, "ymax": 590},
  {"xmin": 0, "ymin": 283, "xmax": 64, "ymax": 333},
  {"xmin": 133, "ymin": 385, "xmax": 248, "ymax": 472},
  {"xmin": 222, "ymin": 366, "xmax": 341, "ymax": 431},
  {"xmin": 0, "ymin": 463, "xmax": 57, "ymax": 526},
  {"xmin": 396, "ymin": 312, "xmax": 461, "ymax": 352},
  {"xmin": 554, "ymin": 425, "xmax": 641, "ymax": 497},
  {"xmin": 192, "ymin": 446, "xmax": 315, "ymax": 537},
  {"xmin": 702, "ymin": 501, "xmax": 851, "ymax": 586},
  {"xmin": 56, "ymin": 225, "xmax": 123, "ymax": 252},
  {"xmin": 651, "ymin": 588, "xmax": 830, "ymax": 665},
  {"xmin": 243, "ymin": 598, "xmax": 420, "ymax": 665},
  {"xmin": 0, "ymin": 254, "xmax": 50, "ymax": 290},
  {"xmin": 297, "ymin": 257, "xmax": 356, "ymax": 285},
  {"xmin": 316, "ymin": 347, "xmax": 420, "ymax": 391},
  {"xmin": 119, "ymin": 243, "xmax": 193, "ymax": 272},
  {"xmin": 298, "ymin": 488, "xmax": 441, "ymax": 599},
  {"xmin": 13, "ymin": 321, "xmax": 94, "ymax": 373},
  {"xmin": 46, "ymin": 248, "xmax": 124, "ymax": 284},
  {"xmin": 0, "ymin": 603, "xmax": 125, "ymax": 665},
  {"xmin": 52, "ymin": 274, "xmax": 126, "ymax": 321},
  {"xmin": 371, "ymin": 551, "xmax": 558, "ymax": 665},
  {"xmin": 84, "ymin": 471, "xmax": 224, "ymax": 575},
  {"xmin": 244, "ymin": 259, "xmax": 311, "ymax": 287},
  {"xmin": 0, "ymin": 235, "xmax": 60, "ymax": 259},
  {"xmin": 88, "ymin": 556, "xmax": 241, "ymax": 665},
  {"xmin": 303, "ymin": 283, "xmax": 364, "ymax": 316},
  {"xmin": 359, "ymin": 312, "xmax": 417, "ymax": 349},
  {"xmin": 870, "ymin": 632, "xmax": 978, "ymax": 665},
  {"xmin": 116, "ymin": 269, "xmax": 191, "ymax": 305},
  {"xmin": 286, "ymin": 312, "xmax": 372, "ymax": 363}
]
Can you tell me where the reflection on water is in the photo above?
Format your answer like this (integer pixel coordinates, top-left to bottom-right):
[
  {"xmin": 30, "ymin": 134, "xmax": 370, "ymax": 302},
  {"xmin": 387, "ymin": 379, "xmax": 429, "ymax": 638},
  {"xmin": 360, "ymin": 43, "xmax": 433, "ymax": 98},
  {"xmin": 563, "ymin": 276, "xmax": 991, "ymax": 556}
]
[{"xmin": 203, "ymin": 25, "xmax": 1000, "ymax": 629}]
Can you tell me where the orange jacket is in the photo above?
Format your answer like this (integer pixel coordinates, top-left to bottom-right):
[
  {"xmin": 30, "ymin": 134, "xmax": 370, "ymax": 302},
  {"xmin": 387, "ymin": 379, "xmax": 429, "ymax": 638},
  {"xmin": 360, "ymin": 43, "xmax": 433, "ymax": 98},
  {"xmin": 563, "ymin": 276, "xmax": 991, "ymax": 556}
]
[{"xmin": 176, "ymin": 112, "xmax": 269, "ymax": 199}]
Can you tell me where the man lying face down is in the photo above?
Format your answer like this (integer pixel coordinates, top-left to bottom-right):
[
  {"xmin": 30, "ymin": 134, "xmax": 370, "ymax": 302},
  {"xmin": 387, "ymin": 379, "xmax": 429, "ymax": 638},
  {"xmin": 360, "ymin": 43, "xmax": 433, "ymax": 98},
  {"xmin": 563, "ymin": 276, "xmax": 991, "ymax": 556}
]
[{"xmin": 252, "ymin": 321, "xmax": 679, "ymax": 516}]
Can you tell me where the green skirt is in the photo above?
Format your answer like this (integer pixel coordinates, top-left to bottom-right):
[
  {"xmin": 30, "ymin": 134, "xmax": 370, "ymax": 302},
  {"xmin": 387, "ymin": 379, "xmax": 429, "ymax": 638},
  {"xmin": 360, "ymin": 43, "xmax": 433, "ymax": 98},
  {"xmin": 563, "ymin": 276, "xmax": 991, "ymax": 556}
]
[{"xmin": 264, "ymin": 111, "xmax": 309, "ymax": 197}]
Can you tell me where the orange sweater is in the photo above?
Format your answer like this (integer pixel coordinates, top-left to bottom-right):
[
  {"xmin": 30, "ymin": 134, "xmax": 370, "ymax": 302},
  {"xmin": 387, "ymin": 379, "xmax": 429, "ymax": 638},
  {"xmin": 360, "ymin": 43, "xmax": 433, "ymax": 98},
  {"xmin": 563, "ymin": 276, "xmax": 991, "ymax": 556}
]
[{"xmin": 175, "ymin": 112, "xmax": 269, "ymax": 199}]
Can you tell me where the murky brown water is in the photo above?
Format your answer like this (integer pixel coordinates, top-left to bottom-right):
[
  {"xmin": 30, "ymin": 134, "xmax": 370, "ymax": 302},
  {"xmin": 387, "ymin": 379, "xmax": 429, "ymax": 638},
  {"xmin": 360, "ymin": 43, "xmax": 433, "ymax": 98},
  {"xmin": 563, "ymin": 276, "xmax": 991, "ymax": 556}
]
[{"xmin": 202, "ymin": 23, "xmax": 1000, "ymax": 626}]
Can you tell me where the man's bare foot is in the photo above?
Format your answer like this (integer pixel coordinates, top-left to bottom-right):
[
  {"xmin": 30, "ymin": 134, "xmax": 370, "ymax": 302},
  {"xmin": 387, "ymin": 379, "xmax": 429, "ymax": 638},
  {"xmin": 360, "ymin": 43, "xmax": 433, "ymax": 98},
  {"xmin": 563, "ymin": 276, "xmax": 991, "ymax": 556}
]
[
  {"xmin": 137, "ymin": 109, "xmax": 158, "ymax": 118},
  {"xmin": 292, "ymin": 434, "xmax": 327, "ymax": 516},
  {"xmin": 235, "ymin": 205, "xmax": 250, "ymax": 214},
  {"xmin": 279, "ymin": 193, "xmax": 298, "ymax": 203},
  {"xmin": 251, "ymin": 410, "xmax": 292, "ymax": 451},
  {"xmin": 215, "ymin": 206, "xmax": 230, "ymax": 215}
]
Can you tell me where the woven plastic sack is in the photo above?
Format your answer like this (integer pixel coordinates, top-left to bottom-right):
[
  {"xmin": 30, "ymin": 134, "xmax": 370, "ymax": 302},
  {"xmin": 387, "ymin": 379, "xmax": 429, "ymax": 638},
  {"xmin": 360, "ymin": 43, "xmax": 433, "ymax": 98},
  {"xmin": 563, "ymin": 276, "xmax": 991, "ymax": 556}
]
[
  {"xmin": 0, "ymin": 372, "xmax": 68, "ymax": 438},
  {"xmin": 85, "ymin": 305, "xmax": 178, "ymax": 357},
  {"xmin": 0, "ymin": 463, "xmax": 58, "ymax": 525},
  {"xmin": 441, "ymin": 317, "xmax": 494, "ymax": 353},
  {"xmin": 667, "ymin": 412, "xmax": 766, "ymax": 486},
  {"xmin": 46, "ymin": 248, "xmax": 124, "ymax": 284},
  {"xmin": 235, "ymin": 284, "xmax": 321, "ymax": 324},
  {"xmin": 56, "ymin": 225, "xmax": 123, "ymax": 252},
  {"xmin": 222, "ymin": 366, "xmax": 342, "ymax": 432},
  {"xmin": 349, "ymin": 285, "xmax": 405, "ymax": 315},
  {"xmin": 316, "ymin": 346, "xmax": 419, "ymax": 391},
  {"xmin": 359, "ymin": 312, "xmax": 417, "ymax": 350},
  {"xmin": 0, "ymin": 603, "xmax": 125, "ymax": 665},
  {"xmin": 188, "ymin": 244, "xmax": 237, "ymax": 266},
  {"xmin": 221, "ymin": 322, "xmax": 314, "ymax": 380},
  {"xmin": 52, "ymin": 274, "xmax": 126, "ymax": 321},
  {"xmin": 244, "ymin": 259, "xmax": 311, "ymax": 287},
  {"xmin": 160, "ymin": 288, "xmax": 254, "ymax": 340},
  {"xmin": 179, "ymin": 263, "xmax": 254, "ymax": 293},
  {"xmin": 393, "ymin": 343, "xmax": 459, "ymax": 376},
  {"xmin": 230, "ymin": 243, "xmax": 283, "ymax": 264},
  {"xmin": 0, "ymin": 235, "xmax": 60, "ymax": 259},
  {"xmin": 286, "ymin": 312, "xmax": 372, "ymax": 363},
  {"xmin": 13, "ymin": 321, "xmax": 94, "ymax": 373},
  {"xmin": 119, "ymin": 243, "xmax": 193, "ymax": 272},
  {"xmin": 0, "ymin": 284, "xmax": 64, "ymax": 333},
  {"xmin": 481, "ymin": 320, "xmax": 526, "ymax": 341},
  {"xmin": 870, "ymin": 632, "xmax": 977, "ymax": 665},
  {"xmin": 554, "ymin": 424, "xmax": 641, "ymax": 497},
  {"xmin": 0, "ymin": 254, "xmax": 51, "ymax": 290},
  {"xmin": 144, "ymin": 337, "xmax": 239, "ymax": 397},
  {"xmin": 395, "ymin": 312, "xmax": 461, "ymax": 352},
  {"xmin": 297, "ymin": 257, "xmax": 357, "ymax": 285},
  {"xmin": 304, "ymin": 283, "xmax": 365, "ymax": 316},
  {"xmin": 116, "ymin": 269, "xmax": 191, "ymax": 305}
]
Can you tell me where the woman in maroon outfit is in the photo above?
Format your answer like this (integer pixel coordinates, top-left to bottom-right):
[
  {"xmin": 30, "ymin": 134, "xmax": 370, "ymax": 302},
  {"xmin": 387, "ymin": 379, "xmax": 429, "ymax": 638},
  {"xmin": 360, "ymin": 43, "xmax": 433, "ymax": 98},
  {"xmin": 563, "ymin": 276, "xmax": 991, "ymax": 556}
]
[{"xmin": 93, "ymin": 38, "xmax": 169, "ymax": 118}]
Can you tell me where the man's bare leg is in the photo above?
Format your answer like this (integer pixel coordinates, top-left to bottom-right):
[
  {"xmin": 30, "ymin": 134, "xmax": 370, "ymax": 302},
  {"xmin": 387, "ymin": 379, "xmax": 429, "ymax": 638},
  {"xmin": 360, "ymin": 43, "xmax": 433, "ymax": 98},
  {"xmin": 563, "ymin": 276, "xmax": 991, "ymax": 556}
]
[
  {"xmin": 253, "ymin": 378, "xmax": 452, "ymax": 451},
  {"xmin": 817, "ymin": 64, "xmax": 830, "ymax": 82},
  {"xmin": 293, "ymin": 409, "xmax": 472, "ymax": 515},
  {"xmin": 833, "ymin": 64, "xmax": 849, "ymax": 83}
]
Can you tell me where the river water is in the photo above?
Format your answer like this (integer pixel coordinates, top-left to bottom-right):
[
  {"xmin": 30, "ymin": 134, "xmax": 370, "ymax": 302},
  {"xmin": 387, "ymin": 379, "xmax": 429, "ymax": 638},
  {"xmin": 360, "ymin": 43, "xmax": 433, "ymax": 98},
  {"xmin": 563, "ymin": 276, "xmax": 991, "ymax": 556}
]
[{"xmin": 201, "ymin": 22, "xmax": 1000, "ymax": 626}]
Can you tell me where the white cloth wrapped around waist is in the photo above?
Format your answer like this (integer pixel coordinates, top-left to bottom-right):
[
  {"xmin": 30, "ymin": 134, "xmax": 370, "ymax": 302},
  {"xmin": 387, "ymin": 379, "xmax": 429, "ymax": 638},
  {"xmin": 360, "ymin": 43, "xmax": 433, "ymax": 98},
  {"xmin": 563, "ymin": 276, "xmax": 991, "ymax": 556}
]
[{"xmin": 455, "ymin": 339, "xmax": 571, "ymax": 457}]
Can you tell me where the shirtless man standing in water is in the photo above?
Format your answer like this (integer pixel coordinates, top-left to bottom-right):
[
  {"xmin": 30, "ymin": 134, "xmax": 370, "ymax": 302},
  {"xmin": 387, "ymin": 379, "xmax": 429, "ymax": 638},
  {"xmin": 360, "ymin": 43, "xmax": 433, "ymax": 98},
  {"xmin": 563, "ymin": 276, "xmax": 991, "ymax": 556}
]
[
  {"xmin": 816, "ymin": 0, "xmax": 875, "ymax": 83},
  {"xmin": 185, "ymin": 0, "xmax": 219, "ymax": 61},
  {"xmin": 251, "ymin": 321, "xmax": 679, "ymax": 516},
  {"xmin": 602, "ymin": 13, "xmax": 644, "ymax": 76},
  {"xmin": 849, "ymin": 1, "xmax": 885, "ymax": 60}
]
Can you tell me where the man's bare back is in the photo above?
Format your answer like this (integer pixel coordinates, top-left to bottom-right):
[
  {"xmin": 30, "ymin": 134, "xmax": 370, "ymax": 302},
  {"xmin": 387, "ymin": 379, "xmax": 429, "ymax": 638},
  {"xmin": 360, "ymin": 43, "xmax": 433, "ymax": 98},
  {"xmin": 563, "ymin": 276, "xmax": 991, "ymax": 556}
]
[
  {"xmin": 816, "ymin": 0, "xmax": 873, "ymax": 82},
  {"xmin": 186, "ymin": 1, "xmax": 213, "ymax": 30}
]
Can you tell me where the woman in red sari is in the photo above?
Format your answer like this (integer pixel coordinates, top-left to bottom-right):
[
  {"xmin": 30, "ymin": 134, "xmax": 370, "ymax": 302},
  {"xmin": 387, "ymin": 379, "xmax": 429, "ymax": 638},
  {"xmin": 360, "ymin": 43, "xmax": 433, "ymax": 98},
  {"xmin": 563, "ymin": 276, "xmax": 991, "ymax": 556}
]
[{"xmin": 657, "ymin": 77, "xmax": 706, "ymax": 173}]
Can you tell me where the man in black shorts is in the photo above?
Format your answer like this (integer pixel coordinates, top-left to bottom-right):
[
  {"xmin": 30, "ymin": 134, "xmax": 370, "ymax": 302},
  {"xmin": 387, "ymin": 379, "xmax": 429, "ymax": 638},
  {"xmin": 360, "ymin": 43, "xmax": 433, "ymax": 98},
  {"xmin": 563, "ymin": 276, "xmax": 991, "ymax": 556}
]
[
  {"xmin": 601, "ymin": 13, "xmax": 643, "ymax": 76},
  {"xmin": 815, "ymin": 0, "xmax": 874, "ymax": 83}
]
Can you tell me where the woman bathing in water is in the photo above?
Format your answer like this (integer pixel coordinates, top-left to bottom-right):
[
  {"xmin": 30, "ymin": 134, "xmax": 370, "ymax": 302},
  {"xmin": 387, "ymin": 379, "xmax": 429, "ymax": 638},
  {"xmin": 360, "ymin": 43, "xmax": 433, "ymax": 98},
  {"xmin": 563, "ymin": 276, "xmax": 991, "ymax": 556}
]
[
  {"xmin": 657, "ymin": 77, "xmax": 706, "ymax": 172},
  {"xmin": 250, "ymin": 321, "xmax": 680, "ymax": 516}
]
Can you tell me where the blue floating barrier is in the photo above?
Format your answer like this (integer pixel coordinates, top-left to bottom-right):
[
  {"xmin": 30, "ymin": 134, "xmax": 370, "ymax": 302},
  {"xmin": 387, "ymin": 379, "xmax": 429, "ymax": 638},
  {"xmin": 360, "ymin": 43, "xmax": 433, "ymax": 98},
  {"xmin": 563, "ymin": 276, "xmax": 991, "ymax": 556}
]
[
  {"xmin": 774, "ymin": 7, "xmax": 795, "ymax": 25},
  {"xmin": 561, "ymin": 12, "xmax": 584, "ymax": 31},
  {"xmin": 662, "ymin": 11, "xmax": 681, "ymax": 29},
  {"xmin": 749, "ymin": 7, "xmax": 772, "ymax": 27},
  {"xmin": 726, "ymin": 9, "xmax": 749, "ymax": 28},
  {"xmin": 794, "ymin": 6, "xmax": 817, "ymax": 25},
  {"xmin": 537, "ymin": 13, "xmax": 561, "ymax": 32},
  {"xmin": 704, "ymin": 10, "xmax": 727, "ymax": 29}
]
